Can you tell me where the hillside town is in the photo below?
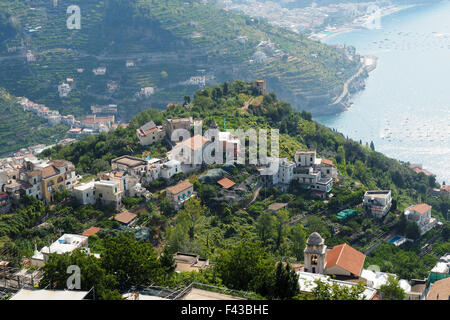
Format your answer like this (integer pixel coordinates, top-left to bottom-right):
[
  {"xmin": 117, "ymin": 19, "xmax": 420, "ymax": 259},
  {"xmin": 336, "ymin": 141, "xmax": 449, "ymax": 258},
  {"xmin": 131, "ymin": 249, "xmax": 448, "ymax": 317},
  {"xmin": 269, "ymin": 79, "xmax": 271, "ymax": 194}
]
[
  {"xmin": 1, "ymin": 109, "xmax": 447, "ymax": 300},
  {"xmin": 17, "ymin": 97, "xmax": 128, "ymax": 137}
]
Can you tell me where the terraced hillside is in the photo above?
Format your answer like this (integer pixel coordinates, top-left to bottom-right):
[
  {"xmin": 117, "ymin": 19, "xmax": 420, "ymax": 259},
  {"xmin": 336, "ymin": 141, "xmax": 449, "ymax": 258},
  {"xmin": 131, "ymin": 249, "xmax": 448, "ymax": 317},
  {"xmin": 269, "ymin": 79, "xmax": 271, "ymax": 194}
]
[
  {"xmin": 0, "ymin": 0, "xmax": 361, "ymax": 120},
  {"xmin": 0, "ymin": 89, "xmax": 68, "ymax": 156}
]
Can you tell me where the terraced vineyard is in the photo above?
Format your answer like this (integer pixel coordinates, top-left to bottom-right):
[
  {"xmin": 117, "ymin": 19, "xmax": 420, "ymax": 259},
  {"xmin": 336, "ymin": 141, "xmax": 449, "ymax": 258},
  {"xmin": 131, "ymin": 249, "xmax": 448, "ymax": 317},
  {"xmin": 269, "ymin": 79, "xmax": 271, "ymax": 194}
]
[
  {"xmin": 0, "ymin": 0, "xmax": 361, "ymax": 121},
  {"xmin": 0, "ymin": 89, "xmax": 68, "ymax": 156}
]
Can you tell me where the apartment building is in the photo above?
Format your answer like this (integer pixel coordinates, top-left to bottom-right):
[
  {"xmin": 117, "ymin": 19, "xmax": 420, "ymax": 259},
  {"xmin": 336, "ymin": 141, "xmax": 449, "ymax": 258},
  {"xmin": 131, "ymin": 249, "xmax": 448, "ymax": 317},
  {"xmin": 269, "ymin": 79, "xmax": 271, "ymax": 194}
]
[
  {"xmin": 363, "ymin": 190, "xmax": 392, "ymax": 219},
  {"xmin": 404, "ymin": 203, "xmax": 437, "ymax": 235},
  {"xmin": 136, "ymin": 121, "xmax": 165, "ymax": 146},
  {"xmin": 94, "ymin": 180, "xmax": 122, "ymax": 210}
]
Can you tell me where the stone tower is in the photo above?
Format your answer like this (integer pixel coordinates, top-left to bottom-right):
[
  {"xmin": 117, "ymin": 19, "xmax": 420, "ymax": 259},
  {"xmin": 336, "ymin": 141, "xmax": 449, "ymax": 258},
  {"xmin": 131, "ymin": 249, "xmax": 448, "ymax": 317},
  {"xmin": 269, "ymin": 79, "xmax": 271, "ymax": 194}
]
[{"xmin": 304, "ymin": 232, "xmax": 327, "ymax": 274}]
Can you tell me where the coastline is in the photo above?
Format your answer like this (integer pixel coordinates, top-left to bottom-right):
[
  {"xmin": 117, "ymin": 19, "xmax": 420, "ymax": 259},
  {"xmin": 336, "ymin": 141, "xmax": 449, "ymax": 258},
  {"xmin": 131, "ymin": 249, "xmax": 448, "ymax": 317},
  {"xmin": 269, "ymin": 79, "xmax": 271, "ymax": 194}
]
[{"xmin": 310, "ymin": 4, "xmax": 418, "ymax": 42}]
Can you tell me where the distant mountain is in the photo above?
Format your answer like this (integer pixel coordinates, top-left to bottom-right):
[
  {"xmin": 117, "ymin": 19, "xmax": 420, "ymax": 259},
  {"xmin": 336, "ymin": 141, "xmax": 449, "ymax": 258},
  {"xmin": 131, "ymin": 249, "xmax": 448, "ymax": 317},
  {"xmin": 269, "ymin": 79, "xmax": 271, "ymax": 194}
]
[{"xmin": 0, "ymin": 0, "xmax": 362, "ymax": 121}]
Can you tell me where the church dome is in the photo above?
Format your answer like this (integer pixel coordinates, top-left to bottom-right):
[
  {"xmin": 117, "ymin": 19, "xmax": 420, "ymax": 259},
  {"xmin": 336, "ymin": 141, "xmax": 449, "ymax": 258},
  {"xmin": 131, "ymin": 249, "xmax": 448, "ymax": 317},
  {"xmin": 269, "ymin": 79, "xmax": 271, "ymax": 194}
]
[{"xmin": 307, "ymin": 232, "xmax": 324, "ymax": 245}]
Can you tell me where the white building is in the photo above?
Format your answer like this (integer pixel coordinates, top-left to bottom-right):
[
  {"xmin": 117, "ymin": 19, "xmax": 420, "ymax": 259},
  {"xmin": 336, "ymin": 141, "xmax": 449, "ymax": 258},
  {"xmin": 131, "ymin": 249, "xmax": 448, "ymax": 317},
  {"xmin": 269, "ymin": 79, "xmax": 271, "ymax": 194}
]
[
  {"xmin": 278, "ymin": 158, "xmax": 295, "ymax": 185},
  {"xmin": 160, "ymin": 159, "xmax": 182, "ymax": 180},
  {"xmin": 31, "ymin": 234, "xmax": 89, "ymax": 267},
  {"xmin": 295, "ymin": 150, "xmax": 318, "ymax": 167},
  {"xmin": 259, "ymin": 157, "xmax": 295, "ymax": 188},
  {"xmin": 169, "ymin": 135, "xmax": 211, "ymax": 173},
  {"xmin": 293, "ymin": 166, "xmax": 333, "ymax": 196},
  {"xmin": 363, "ymin": 190, "xmax": 392, "ymax": 219},
  {"xmin": 297, "ymin": 271, "xmax": 376, "ymax": 300},
  {"xmin": 404, "ymin": 203, "xmax": 437, "ymax": 235},
  {"xmin": 94, "ymin": 180, "xmax": 122, "ymax": 210},
  {"xmin": 166, "ymin": 180, "xmax": 194, "ymax": 210},
  {"xmin": 319, "ymin": 158, "xmax": 338, "ymax": 179},
  {"xmin": 58, "ymin": 83, "xmax": 72, "ymax": 97},
  {"xmin": 136, "ymin": 121, "xmax": 165, "ymax": 146},
  {"xmin": 218, "ymin": 131, "xmax": 240, "ymax": 162},
  {"xmin": 26, "ymin": 51, "xmax": 35, "ymax": 62},
  {"xmin": 360, "ymin": 269, "xmax": 424, "ymax": 300},
  {"xmin": 93, "ymin": 67, "xmax": 106, "ymax": 75},
  {"xmin": 144, "ymin": 159, "xmax": 163, "ymax": 183},
  {"xmin": 139, "ymin": 87, "xmax": 155, "ymax": 97},
  {"xmin": 292, "ymin": 150, "xmax": 335, "ymax": 197},
  {"xmin": 11, "ymin": 289, "xmax": 90, "ymax": 300},
  {"xmin": 72, "ymin": 181, "xmax": 96, "ymax": 205}
]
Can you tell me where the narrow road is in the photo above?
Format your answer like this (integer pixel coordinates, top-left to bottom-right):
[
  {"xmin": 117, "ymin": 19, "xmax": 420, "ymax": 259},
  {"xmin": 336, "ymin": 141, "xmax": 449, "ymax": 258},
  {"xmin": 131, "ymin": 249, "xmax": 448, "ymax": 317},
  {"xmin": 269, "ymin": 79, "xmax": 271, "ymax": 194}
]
[{"xmin": 330, "ymin": 56, "xmax": 376, "ymax": 106}]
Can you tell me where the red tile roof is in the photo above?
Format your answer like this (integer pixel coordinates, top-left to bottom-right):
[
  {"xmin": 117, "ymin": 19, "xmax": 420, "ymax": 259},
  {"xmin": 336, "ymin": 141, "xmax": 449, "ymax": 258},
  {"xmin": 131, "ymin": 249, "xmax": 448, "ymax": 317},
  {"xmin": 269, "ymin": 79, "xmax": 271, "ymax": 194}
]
[
  {"xmin": 410, "ymin": 203, "xmax": 432, "ymax": 215},
  {"xmin": 114, "ymin": 211, "xmax": 137, "ymax": 225},
  {"xmin": 413, "ymin": 167, "xmax": 433, "ymax": 176},
  {"xmin": 325, "ymin": 243, "xmax": 366, "ymax": 277},
  {"xmin": 81, "ymin": 227, "xmax": 101, "ymax": 236},
  {"xmin": 217, "ymin": 177, "xmax": 236, "ymax": 189},
  {"xmin": 41, "ymin": 165, "xmax": 60, "ymax": 179},
  {"xmin": 166, "ymin": 180, "xmax": 193, "ymax": 195},
  {"xmin": 426, "ymin": 278, "xmax": 450, "ymax": 300},
  {"xmin": 321, "ymin": 158, "xmax": 335, "ymax": 166}
]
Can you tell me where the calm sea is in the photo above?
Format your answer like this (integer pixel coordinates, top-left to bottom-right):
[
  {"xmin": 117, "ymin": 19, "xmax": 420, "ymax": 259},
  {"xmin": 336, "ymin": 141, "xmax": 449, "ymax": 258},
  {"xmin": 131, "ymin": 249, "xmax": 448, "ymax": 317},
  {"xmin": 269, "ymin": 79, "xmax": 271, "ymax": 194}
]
[{"xmin": 316, "ymin": 1, "xmax": 450, "ymax": 184}]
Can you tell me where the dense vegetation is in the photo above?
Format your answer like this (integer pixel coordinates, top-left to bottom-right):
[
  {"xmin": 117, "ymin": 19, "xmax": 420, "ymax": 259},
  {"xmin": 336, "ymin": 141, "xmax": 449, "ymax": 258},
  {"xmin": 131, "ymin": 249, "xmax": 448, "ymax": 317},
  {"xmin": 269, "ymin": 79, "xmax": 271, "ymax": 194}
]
[
  {"xmin": 0, "ymin": 0, "xmax": 360, "ymax": 120},
  {"xmin": 2, "ymin": 81, "xmax": 448, "ymax": 299}
]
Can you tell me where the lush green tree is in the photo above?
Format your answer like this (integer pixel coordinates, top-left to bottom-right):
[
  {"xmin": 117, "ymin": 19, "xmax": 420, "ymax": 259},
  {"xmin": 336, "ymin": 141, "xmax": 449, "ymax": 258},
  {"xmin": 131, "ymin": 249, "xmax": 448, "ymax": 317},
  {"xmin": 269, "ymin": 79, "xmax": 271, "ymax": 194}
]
[
  {"xmin": 177, "ymin": 197, "xmax": 205, "ymax": 240},
  {"xmin": 159, "ymin": 246, "xmax": 177, "ymax": 281},
  {"xmin": 215, "ymin": 238, "xmax": 276, "ymax": 297},
  {"xmin": 337, "ymin": 145, "xmax": 346, "ymax": 165},
  {"xmin": 40, "ymin": 250, "xmax": 121, "ymax": 300},
  {"xmin": 306, "ymin": 216, "xmax": 331, "ymax": 240},
  {"xmin": 255, "ymin": 211, "xmax": 275, "ymax": 245},
  {"xmin": 272, "ymin": 262, "xmax": 300, "ymax": 299},
  {"xmin": 378, "ymin": 276, "xmax": 405, "ymax": 300},
  {"xmin": 305, "ymin": 279, "xmax": 366, "ymax": 300},
  {"xmin": 405, "ymin": 222, "xmax": 421, "ymax": 240},
  {"xmin": 101, "ymin": 234, "xmax": 164, "ymax": 289},
  {"xmin": 275, "ymin": 209, "xmax": 290, "ymax": 252},
  {"xmin": 290, "ymin": 224, "xmax": 306, "ymax": 261},
  {"xmin": 183, "ymin": 95, "xmax": 191, "ymax": 106},
  {"xmin": 159, "ymin": 197, "xmax": 176, "ymax": 217}
]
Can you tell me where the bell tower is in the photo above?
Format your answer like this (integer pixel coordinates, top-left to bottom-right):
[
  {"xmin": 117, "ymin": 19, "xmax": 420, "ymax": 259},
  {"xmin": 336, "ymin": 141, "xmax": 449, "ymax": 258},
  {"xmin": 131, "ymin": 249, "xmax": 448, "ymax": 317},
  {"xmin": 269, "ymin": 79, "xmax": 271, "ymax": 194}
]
[{"xmin": 304, "ymin": 232, "xmax": 327, "ymax": 274}]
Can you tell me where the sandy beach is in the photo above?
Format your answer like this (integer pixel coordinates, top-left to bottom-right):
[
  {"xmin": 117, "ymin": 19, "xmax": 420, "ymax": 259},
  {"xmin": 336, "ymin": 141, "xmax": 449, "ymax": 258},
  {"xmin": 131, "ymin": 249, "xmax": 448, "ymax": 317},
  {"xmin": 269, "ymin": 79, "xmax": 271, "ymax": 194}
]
[{"xmin": 310, "ymin": 4, "xmax": 417, "ymax": 42}]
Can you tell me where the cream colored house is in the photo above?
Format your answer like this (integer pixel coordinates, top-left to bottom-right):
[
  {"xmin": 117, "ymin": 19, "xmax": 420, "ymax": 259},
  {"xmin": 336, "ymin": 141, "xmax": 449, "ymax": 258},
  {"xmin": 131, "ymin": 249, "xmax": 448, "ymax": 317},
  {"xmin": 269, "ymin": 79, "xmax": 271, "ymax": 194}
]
[
  {"xmin": 94, "ymin": 180, "xmax": 122, "ymax": 210},
  {"xmin": 166, "ymin": 180, "xmax": 194, "ymax": 210}
]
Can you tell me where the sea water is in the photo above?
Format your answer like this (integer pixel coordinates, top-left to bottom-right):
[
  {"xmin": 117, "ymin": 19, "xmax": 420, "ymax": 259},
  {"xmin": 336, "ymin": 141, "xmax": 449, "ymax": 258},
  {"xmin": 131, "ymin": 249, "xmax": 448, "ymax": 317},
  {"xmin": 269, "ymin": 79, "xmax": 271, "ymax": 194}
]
[{"xmin": 316, "ymin": 1, "xmax": 450, "ymax": 184}]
